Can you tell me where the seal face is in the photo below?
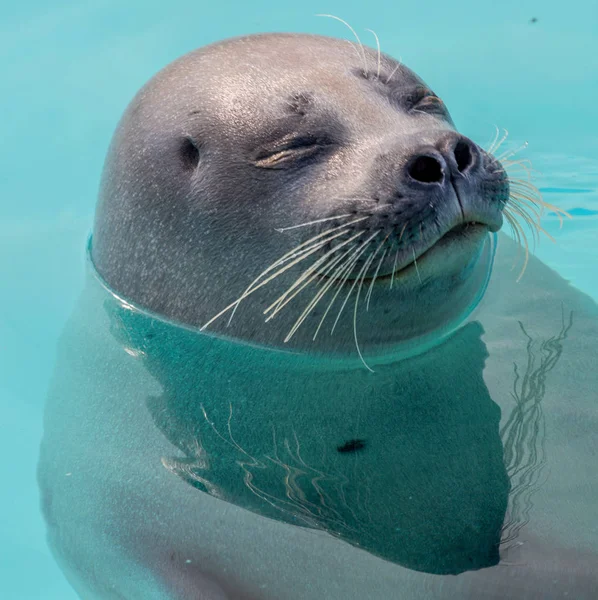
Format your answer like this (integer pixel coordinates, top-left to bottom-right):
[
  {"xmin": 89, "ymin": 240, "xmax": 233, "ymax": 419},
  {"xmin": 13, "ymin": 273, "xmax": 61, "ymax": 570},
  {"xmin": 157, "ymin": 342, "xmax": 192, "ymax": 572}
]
[{"xmin": 92, "ymin": 33, "xmax": 509, "ymax": 358}]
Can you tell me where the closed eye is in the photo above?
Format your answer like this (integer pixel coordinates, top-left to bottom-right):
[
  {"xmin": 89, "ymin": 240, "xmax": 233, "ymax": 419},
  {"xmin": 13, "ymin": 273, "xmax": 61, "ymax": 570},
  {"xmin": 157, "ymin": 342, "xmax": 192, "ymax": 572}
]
[
  {"xmin": 253, "ymin": 134, "xmax": 334, "ymax": 169},
  {"xmin": 389, "ymin": 86, "xmax": 448, "ymax": 117},
  {"xmin": 412, "ymin": 94, "xmax": 445, "ymax": 113}
]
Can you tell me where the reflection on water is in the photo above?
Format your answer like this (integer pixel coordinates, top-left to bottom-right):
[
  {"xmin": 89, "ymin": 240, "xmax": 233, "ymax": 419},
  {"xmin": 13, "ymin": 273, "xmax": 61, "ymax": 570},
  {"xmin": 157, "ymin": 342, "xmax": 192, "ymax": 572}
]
[{"xmin": 499, "ymin": 311, "xmax": 573, "ymax": 560}]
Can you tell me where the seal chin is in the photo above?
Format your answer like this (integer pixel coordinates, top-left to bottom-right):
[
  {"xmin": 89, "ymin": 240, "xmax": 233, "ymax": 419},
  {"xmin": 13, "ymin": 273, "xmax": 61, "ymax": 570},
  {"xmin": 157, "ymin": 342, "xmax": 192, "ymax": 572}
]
[{"xmin": 348, "ymin": 229, "xmax": 496, "ymax": 364}]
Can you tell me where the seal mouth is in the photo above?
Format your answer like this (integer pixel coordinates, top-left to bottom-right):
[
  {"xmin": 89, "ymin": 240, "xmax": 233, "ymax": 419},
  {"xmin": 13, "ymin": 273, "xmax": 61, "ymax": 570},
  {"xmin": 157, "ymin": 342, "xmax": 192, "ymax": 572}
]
[
  {"xmin": 316, "ymin": 221, "xmax": 489, "ymax": 285},
  {"xmin": 373, "ymin": 221, "xmax": 488, "ymax": 283}
]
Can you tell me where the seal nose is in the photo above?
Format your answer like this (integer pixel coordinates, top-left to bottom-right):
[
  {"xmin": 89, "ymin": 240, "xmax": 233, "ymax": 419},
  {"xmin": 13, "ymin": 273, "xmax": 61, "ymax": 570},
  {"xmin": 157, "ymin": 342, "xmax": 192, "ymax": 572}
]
[{"xmin": 404, "ymin": 134, "xmax": 481, "ymax": 187}]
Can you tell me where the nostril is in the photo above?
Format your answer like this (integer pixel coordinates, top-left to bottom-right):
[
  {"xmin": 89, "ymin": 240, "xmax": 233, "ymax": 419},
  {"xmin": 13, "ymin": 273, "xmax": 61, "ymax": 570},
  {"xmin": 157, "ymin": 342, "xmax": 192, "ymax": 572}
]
[
  {"xmin": 454, "ymin": 140, "xmax": 473, "ymax": 173},
  {"xmin": 407, "ymin": 155, "xmax": 444, "ymax": 184}
]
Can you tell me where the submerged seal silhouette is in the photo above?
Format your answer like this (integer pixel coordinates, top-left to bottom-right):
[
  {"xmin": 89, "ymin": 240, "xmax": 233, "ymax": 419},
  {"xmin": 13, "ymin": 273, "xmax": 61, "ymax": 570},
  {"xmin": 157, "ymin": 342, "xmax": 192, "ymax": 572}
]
[
  {"xmin": 39, "ymin": 32, "xmax": 598, "ymax": 600},
  {"xmin": 92, "ymin": 32, "xmax": 512, "ymax": 363}
]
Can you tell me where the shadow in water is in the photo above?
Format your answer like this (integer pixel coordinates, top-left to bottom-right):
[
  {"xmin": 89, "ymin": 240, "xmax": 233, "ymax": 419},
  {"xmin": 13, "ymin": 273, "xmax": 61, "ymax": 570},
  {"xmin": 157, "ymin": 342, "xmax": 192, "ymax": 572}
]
[
  {"xmin": 105, "ymin": 298, "xmax": 572, "ymax": 576},
  {"xmin": 109, "ymin": 296, "xmax": 512, "ymax": 576}
]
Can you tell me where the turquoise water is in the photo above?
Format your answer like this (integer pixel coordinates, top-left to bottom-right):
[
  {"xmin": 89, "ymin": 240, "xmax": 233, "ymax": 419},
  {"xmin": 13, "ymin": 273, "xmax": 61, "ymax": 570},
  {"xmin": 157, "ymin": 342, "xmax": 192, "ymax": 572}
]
[{"xmin": 1, "ymin": 1, "xmax": 597, "ymax": 598}]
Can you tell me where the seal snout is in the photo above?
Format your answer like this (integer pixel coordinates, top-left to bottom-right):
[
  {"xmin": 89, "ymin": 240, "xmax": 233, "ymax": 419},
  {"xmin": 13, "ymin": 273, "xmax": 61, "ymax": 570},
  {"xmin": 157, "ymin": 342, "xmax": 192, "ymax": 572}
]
[
  {"xmin": 314, "ymin": 131, "xmax": 503, "ymax": 283},
  {"xmin": 399, "ymin": 132, "xmax": 503, "ymax": 236}
]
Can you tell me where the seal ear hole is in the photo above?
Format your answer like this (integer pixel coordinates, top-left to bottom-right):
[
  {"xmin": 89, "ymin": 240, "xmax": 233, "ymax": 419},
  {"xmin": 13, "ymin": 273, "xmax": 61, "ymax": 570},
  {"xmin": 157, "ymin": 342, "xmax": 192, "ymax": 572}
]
[
  {"xmin": 351, "ymin": 67, "xmax": 371, "ymax": 80},
  {"xmin": 179, "ymin": 137, "xmax": 201, "ymax": 170}
]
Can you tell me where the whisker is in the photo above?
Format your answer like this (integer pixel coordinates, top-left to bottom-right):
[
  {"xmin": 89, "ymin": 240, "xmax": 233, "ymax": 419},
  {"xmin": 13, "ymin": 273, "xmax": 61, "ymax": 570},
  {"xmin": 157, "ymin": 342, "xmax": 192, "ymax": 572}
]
[
  {"xmin": 510, "ymin": 193, "xmax": 547, "ymax": 221},
  {"xmin": 264, "ymin": 254, "xmax": 348, "ymax": 324},
  {"xmin": 487, "ymin": 142, "xmax": 572, "ymax": 276},
  {"xmin": 398, "ymin": 222, "xmax": 408, "ymax": 242},
  {"xmin": 341, "ymin": 38, "xmax": 364, "ymax": 66},
  {"xmin": 503, "ymin": 158, "xmax": 534, "ymax": 172},
  {"xmin": 365, "ymin": 29, "xmax": 381, "ymax": 80},
  {"xmin": 275, "ymin": 213, "xmax": 353, "ymax": 232},
  {"xmin": 508, "ymin": 200, "xmax": 543, "ymax": 226},
  {"xmin": 508, "ymin": 181, "xmax": 570, "ymax": 226},
  {"xmin": 264, "ymin": 231, "xmax": 365, "ymax": 319},
  {"xmin": 412, "ymin": 248, "xmax": 422, "ymax": 283},
  {"xmin": 509, "ymin": 194, "xmax": 548, "ymax": 222},
  {"xmin": 330, "ymin": 232, "xmax": 380, "ymax": 334},
  {"xmin": 506, "ymin": 178, "xmax": 570, "ymax": 243},
  {"xmin": 385, "ymin": 62, "xmax": 402, "ymax": 85},
  {"xmin": 201, "ymin": 218, "xmax": 367, "ymax": 330},
  {"xmin": 352, "ymin": 252, "xmax": 377, "ymax": 372},
  {"xmin": 286, "ymin": 234, "xmax": 376, "ymax": 342},
  {"xmin": 316, "ymin": 14, "xmax": 368, "ymax": 75},
  {"xmin": 504, "ymin": 209, "xmax": 523, "ymax": 248},
  {"xmin": 365, "ymin": 240, "xmax": 389, "ymax": 310},
  {"xmin": 312, "ymin": 247, "xmax": 368, "ymax": 340},
  {"xmin": 485, "ymin": 125, "xmax": 501, "ymax": 154},
  {"xmin": 517, "ymin": 210, "xmax": 555, "ymax": 245},
  {"xmin": 508, "ymin": 179, "xmax": 545, "ymax": 198},
  {"xmin": 508, "ymin": 191, "xmax": 544, "ymax": 216},
  {"xmin": 504, "ymin": 208, "xmax": 530, "ymax": 281},
  {"xmin": 267, "ymin": 248, "xmax": 352, "ymax": 317},
  {"xmin": 288, "ymin": 246, "xmax": 363, "ymax": 340},
  {"xmin": 497, "ymin": 141, "xmax": 529, "ymax": 163},
  {"xmin": 500, "ymin": 166, "xmax": 535, "ymax": 182},
  {"xmin": 389, "ymin": 247, "xmax": 400, "ymax": 290},
  {"xmin": 490, "ymin": 128, "xmax": 509, "ymax": 155},
  {"xmin": 223, "ymin": 235, "xmax": 346, "ymax": 322}
]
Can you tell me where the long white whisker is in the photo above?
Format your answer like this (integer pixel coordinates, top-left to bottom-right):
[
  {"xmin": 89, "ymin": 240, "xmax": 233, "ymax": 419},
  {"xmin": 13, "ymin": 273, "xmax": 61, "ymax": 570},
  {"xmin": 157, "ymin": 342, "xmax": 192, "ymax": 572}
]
[
  {"xmin": 485, "ymin": 125, "xmax": 501, "ymax": 154},
  {"xmin": 291, "ymin": 232, "xmax": 379, "ymax": 342},
  {"xmin": 504, "ymin": 209, "xmax": 522, "ymax": 250},
  {"xmin": 223, "ymin": 233, "xmax": 347, "ymax": 323},
  {"xmin": 285, "ymin": 246, "xmax": 361, "ymax": 341},
  {"xmin": 312, "ymin": 248, "xmax": 367, "ymax": 340},
  {"xmin": 341, "ymin": 38, "xmax": 366, "ymax": 66},
  {"xmin": 201, "ymin": 218, "xmax": 368, "ymax": 330},
  {"xmin": 316, "ymin": 14, "xmax": 368, "ymax": 75},
  {"xmin": 331, "ymin": 232, "xmax": 380, "ymax": 334},
  {"xmin": 365, "ymin": 29, "xmax": 381, "ymax": 80},
  {"xmin": 365, "ymin": 238, "xmax": 390, "ymax": 310},
  {"xmin": 275, "ymin": 214, "xmax": 353, "ymax": 232},
  {"xmin": 264, "ymin": 231, "xmax": 365, "ymax": 319},
  {"xmin": 386, "ymin": 61, "xmax": 402, "ymax": 84},
  {"xmin": 412, "ymin": 248, "xmax": 422, "ymax": 284},
  {"xmin": 265, "ymin": 252, "xmax": 348, "ymax": 324},
  {"xmin": 491, "ymin": 128, "xmax": 509, "ymax": 155},
  {"xmin": 352, "ymin": 252, "xmax": 377, "ymax": 372},
  {"xmin": 504, "ymin": 209, "xmax": 530, "ymax": 281},
  {"xmin": 497, "ymin": 141, "xmax": 529, "ymax": 163},
  {"xmin": 390, "ymin": 247, "xmax": 400, "ymax": 290}
]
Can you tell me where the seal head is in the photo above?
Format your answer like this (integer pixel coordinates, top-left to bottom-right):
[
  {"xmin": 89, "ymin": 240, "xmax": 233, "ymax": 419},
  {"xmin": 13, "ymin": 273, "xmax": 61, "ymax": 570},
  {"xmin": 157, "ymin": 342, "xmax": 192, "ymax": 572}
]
[{"xmin": 92, "ymin": 33, "xmax": 508, "ymax": 359}]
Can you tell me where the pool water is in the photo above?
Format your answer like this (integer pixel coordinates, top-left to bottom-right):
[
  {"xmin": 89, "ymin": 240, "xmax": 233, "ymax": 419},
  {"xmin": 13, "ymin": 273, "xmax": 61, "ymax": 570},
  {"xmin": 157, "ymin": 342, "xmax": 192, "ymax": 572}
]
[{"xmin": 1, "ymin": 1, "xmax": 596, "ymax": 598}]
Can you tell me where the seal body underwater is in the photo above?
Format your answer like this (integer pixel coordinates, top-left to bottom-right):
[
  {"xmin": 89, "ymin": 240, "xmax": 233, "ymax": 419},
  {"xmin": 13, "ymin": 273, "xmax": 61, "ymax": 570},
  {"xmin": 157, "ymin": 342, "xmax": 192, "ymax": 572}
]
[{"xmin": 38, "ymin": 33, "xmax": 598, "ymax": 599}]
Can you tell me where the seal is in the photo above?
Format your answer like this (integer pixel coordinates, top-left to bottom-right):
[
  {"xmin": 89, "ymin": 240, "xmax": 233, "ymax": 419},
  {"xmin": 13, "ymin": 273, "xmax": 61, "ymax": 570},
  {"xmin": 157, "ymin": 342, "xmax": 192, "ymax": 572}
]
[
  {"xmin": 38, "ymin": 33, "xmax": 598, "ymax": 599},
  {"xmin": 91, "ymin": 32, "xmax": 509, "ymax": 364}
]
